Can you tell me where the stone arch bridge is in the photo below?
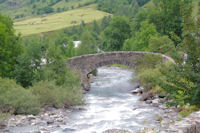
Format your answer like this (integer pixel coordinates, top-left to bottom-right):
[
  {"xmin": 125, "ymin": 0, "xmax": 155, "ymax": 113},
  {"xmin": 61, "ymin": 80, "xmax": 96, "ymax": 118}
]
[{"xmin": 68, "ymin": 51, "xmax": 174, "ymax": 90}]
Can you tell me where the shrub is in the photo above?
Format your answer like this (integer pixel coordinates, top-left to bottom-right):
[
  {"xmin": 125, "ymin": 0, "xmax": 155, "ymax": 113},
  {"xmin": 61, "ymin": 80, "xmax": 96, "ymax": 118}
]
[
  {"xmin": 138, "ymin": 68, "xmax": 161, "ymax": 91},
  {"xmin": 179, "ymin": 105, "xmax": 199, "ymax": 117},
  {"xmin": 31, "ymin": 81, "xmax": 66, "ymax": 108},
  {"xmin": 31, "ymin": 80, "xmax": 83, "ymax": 108},
  {"xmin": 0, "ymin": 78, "xmax": 40, "ymax": 115}
]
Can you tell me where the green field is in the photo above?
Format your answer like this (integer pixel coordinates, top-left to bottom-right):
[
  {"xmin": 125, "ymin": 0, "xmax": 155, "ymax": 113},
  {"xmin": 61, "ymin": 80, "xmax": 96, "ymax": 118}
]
[{"xmin": 14, "ymin": 5, "xmax": 111, "ymax": 36}]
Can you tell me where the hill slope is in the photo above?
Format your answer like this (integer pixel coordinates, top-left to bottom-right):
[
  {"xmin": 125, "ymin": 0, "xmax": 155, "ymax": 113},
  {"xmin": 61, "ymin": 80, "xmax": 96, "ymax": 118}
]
[
  {"xmin": 14, "ymin": 5, "xmax": 111, "ymax": 36},
  {"xmin": 0, "ymin": 0, "xmax": 95, "ymax": 19}
]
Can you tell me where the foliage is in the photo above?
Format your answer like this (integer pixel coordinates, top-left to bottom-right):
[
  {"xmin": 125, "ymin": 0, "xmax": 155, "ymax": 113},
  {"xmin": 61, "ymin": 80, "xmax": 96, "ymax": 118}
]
[
  {"xmin": 31, "ymin": 81, "xmax": 66, "ymax": 108},
  {"xmin": 123, "ymin": 20, "xmax": 159, "ymax": 51},
  {"xmin": 179, "ymin": 105, "xmax": 199, "ymax": 117},
  {"xmin": 14, "ymin": 38, "xmax": 44, "ymax": 87},
  {"xmin": 0, "ymin": 78, "xmax": 40, "ymax": 115},
  {"xmin": 133, "ymin": 0, "xmax": 187, "ymax": 45},
  {"xmin": 148, "ymin": 35, "xmax": 176, "ymax": 55},
  {"xmin": 76, "ymin": 31, "xmax": 97, "ymax": 55},
  {"xmin": 101, "ymin": 16, "xmax": 131, "ymax": 51},
  {"xmin": 0, "ymin": 13, "xmax": 22, "ymax": 78},
  {"xmin": 134, "ymin": 54, "xmax": 163, "ymax": 91},
  {"xmin": 158, "ymin": 0, "xmax": 200, "ymax": 106},
  {"xmin": 98, "ymin": 0, "xmax": 140, "ymax": 17}
]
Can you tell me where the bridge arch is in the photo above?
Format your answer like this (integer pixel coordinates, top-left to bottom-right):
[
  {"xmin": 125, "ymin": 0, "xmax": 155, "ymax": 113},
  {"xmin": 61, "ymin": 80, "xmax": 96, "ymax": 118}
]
[{"xmin": 68, "ymin": 51, "xmax": 174, "ymax": 90}]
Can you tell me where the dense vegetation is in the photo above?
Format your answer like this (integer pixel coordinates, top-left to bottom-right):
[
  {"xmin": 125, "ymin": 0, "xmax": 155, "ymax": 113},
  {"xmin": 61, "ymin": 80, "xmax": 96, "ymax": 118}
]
[
  {"xmin": 0, "ymin": 0, "xmax": 199, "ymax": 119},
  {"xmin": 0, "ymin": 12, "xmax": 83, "ymax": 116},
  {"xmin": 98, "ymin": 0, "xmax": 199, "ymax": 110}
]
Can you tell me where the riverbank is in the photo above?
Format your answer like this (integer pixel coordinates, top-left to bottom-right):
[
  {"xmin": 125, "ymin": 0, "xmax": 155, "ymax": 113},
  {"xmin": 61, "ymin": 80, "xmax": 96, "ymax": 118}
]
[
  {"xmin": 131, "ymin": 86, "xmax": 200, "ymax": 133},
  {"xmin": 0, "ymin": 67, "xmax": 199, "ymax": 133}
]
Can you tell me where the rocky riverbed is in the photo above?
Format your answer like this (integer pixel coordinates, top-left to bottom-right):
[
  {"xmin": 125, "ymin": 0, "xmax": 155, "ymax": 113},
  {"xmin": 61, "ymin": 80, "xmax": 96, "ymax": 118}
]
[{"xmin": 0, "ymin": 67, "xmax": 199, "ymax": 133}]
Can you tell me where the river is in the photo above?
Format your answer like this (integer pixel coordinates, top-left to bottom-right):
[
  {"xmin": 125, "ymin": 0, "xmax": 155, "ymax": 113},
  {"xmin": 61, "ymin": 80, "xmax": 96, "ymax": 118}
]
[
  {"xmin": 4, "ymin": 67, "xmax": 174, "ymax": 133},
  {"xmin": 63, "ymin": 67, "xmax": 164, "ymax": 133}
]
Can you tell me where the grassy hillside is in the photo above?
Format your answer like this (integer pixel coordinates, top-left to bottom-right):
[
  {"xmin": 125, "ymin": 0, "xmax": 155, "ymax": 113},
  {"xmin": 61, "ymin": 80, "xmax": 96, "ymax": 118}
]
[
  {"xmin": 0, "ymin": 0, "xmax": 96, "ymax": 19},
  {"xmin": 14, "ymin": 5, "xmax": 111, "ymax": 36}
]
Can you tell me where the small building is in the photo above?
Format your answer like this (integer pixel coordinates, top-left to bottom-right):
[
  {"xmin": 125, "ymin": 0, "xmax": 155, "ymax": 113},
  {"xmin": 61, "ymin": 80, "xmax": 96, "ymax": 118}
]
[{"xmin": 73, "ymin": 41, "xmax": 81, "ymax": 48}]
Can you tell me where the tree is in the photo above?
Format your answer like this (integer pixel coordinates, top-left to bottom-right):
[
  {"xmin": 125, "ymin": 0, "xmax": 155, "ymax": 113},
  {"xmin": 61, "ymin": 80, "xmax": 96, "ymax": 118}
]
[
  {"xmin": 123, "ymin": 20, "xmax": 158, "ymax": 51},
  {"xmin": 159, "ymin": 1, "xmax": 200, "ymax": 106},
  {"xmin": 66, "ymin": 41, "xmax": 75, "ymax": 58},
  {"xmin": 93, "ymin": 20, "xmax": 100, "ymax": 34},
  {"xmin": 76, "ymin": 31, "xmax": 97, "ymax": 56},
  {"xmin": 101, "ymin": 16, "xmax": 131, "ymax": 51},
  {"xmin": 148, "ymin": 35, "xmax": 176, "ymax": 55},
  {"xmin": 131, "ymin": 0, "xmax": 139, "ymax": 16},
  {"xmin": 101, "ymin": 16, "xmax": 111, "ymax": 31},
  {"xmin": 0, "ymin": 13, "xmax": 22, "ymax": 78},
  {"xmin": 14, "ymin": 39, "xmax": 43, "ymax": 87}
]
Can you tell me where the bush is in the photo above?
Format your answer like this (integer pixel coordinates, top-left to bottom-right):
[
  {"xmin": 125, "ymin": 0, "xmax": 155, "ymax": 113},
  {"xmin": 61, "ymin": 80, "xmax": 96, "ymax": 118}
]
[
  {"xmin": 0, "ymin": 78, "xmax": 40, "ymax": 115},
  {"xmin": 31, "ymin": 81, "xmax": 65, "ymax": 108},
  {"xmin": 138, "ymin": 68, "xmax": 161, "ymax": 91},
  {"xmin": 31, "ymin": 80, "xmax": 83, "ymax": 108},
  {"xmin": 179, "ymin": 105, "xmax": 199, "ymax": 117}
]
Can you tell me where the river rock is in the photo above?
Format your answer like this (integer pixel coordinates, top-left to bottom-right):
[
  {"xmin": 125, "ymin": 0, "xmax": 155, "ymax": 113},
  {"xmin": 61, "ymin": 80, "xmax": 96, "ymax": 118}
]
[
  {"xmin": 27, "ymin": 115, "xmax": 36, "ymax": 121},
  {"xmin": 139, "ymin": 90, "xmax": 154, "ymax": 101},
  {"xmin": 47, "ymin": 120, "xmax": 54, "ymax": 125},
  {"xmin": 145, "ymin": 100, "xmax": 152, "ymax": 104},
  {"xmin": 130, "ymin": 87, "xmax": 143, "ymax": 94},
  {"xmin": 103, "ymin": 129, "xmax": 131, "ymax": 133},
  {"xmin": 63, "ymin": 128, "xmax": 76, "ymax": 132},
  {"xmin": 152, "ymin": 99, "xmax": 160, "ymax": 107},
  {"xmin": 0, "ymin": 123, "xmax": 6, "ymax": 129}
]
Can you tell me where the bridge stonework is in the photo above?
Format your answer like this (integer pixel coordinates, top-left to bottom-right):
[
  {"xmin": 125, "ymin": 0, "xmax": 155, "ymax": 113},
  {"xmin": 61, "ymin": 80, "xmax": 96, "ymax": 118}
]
[{"xmin": 68, "ymin": 51, "xmax": 174, "ymax": 90}]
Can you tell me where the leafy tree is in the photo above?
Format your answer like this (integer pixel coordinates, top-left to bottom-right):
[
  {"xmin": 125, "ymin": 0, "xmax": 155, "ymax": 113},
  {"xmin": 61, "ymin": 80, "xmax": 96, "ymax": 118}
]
[
  {"xmin": 66, "ymin": 40, "xmax": 75, "ymax": 58},
  {"xmin": 159, "ymin": 1, "xmax": 200, "ymax": 106},
  {"xmin": 131, "ymin": 0, "xmax": 140, "ymax": 16},
  {"xmin": 101, "ymin": 16, "xmax": 111, "ymax": 31},
  {"xmin": 153, "ymin": 0, "xmax": 183, "ymax": 37},
  {"xmin": 148, "ymin": 35, "xmax": 176, "ymax": 55},
  {"xmin": 101, "ymin": 16, "xmax": 131, "ymax": 51},
  {"xmin": 134, "ymin": 0, "xmax": 187, "ymax": 45},
  {"xmin": 14, "ymin": 39, "xmax": 44, "ymax": 87},
  {"xmin": 76, "ymin": 31, "xmax": 97, "ymax": 56},
  {"xmin": 123, "ymin": 20, "xmax": 158, "ymax": 51},
  {"xmin": 0, "ymin": 13, "xmax": 22, "ymax": 78},
  {"xmin": 98, "ymin": 0, "xmax": 140, "ymax": 17},
  {"xmin": 55, "ymin": 36, "xmax": 69, "ymax": 56},
  {"xmin": 93, "ymin": 20, "xmax": 100, "ymax": 34}
]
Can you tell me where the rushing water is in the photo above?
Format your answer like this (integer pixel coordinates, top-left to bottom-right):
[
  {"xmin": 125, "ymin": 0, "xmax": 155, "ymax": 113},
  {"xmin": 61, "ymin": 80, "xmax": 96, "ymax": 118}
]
[
  {"xmin": 60, "ymin": 67, "xmax": 163, "ymax": 133},
  {"xmin": 6, "ymin": 67, "xmax": 167, "ymax": 133}
]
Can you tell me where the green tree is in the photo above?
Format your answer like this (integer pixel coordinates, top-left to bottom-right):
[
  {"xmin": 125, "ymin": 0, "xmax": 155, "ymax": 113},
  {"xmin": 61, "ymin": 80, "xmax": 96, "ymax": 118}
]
[
  {"xmin": 131, "ymin": 0, "xmax": 139, "ymax": 16},
  {"xmin": 159, "ymin": 1, "xmax": 200, "ymax": 106},
  {"xmin": 76, "ymin": 31, "xmax": 97, "ymax": 56},
  {"xmin": 66, "ymin": 40, "xmax": 75, "ymax": 58},
  {"xmin": 148, "ymin": 35, "xmax": 176, "ymax": 55},
  {"xmin": 101, "ymin": 16, "xmax": 111, "ymax": 31},
  {"xmin": 123, "ymin": 20, "xmax": 158, "ymax": 51},
  {"xmin": 0, "ymin": 13, "xmax": 22, "ymax": 78},
  {"xmin": 153, "ymin": 0, "xmax": 183, "ymax": 37},
  {"xmin": 93, "ymin": 20, "xmax": 100, "ymax": 34},
  {"xmin": 101, "ymin": 16, "xmax": 131, "ymax": 51},
  {"xmin": 14, "ymin": 39, "xmax": 44, "ymax": 87}
]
